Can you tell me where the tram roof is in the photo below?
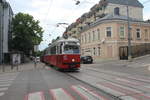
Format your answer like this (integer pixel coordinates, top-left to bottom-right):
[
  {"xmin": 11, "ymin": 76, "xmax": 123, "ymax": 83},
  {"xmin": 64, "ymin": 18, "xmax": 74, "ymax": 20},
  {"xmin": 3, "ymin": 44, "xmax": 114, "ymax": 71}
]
[{"xmin": 49, "ymin": 37, "xmax": 79, "ymax": 47}]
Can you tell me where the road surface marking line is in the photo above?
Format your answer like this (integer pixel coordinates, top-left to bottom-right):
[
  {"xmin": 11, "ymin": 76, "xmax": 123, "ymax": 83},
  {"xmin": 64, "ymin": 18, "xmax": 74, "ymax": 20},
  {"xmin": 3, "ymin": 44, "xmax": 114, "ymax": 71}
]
[
  {"xmin": 103, "ymin": 82, "xmax": 142, "ymax": 93},
  {"xmin": 71, "ymin": 86, "xmax": 87, "ymax": 100},
  {"xmin": 115, "ymin": 78, "xmax": 141, "ymax": 86},
  {"xmin": 99, "ymin": 82, "xmax": 150, "ymax": 99},
  {"xmin": 96, "ymin": 83, "xmax": 125, "ymax": 97},
  {"xmin": 97, "ymin": 83, "xmax": 139, "ymax": 100},
  {"xmin": 0, "ymin": 81, "xmax": 12, "ymax": 84},
  {"xmin": 0, "ymin": 79, "xmax": 14, "ymax": 82},
  {"xmin": 0, "ymin": 92, "xmax": 4, "ymax": 96},
  {"xmin": 0, "ymin": 84, "xmax": 10, "ymax": 87},
  {"xmin": 50, "ymin": 88, "xmax": 74, "ymax": 100},
  {"xmin": 126, "ymin": 76, "xmax": 150, "ymax": 83},
  {"xmin": 27, "ymin": 91, "xmax": 45, "ymax": 100},
  {"xmin": 71, "ymin": 85, "xmax": 107, "ymax": 100},
  {"xmin": 120, "ymin": 96, "xmax": 138, "ymax": 100},
  {"xmin": 0, "ymin": 73, "xmax": 18, "ymax": 77},
  {"xmin": 0, "ymin": 87, "xmax": 8, "ymax": 91}
]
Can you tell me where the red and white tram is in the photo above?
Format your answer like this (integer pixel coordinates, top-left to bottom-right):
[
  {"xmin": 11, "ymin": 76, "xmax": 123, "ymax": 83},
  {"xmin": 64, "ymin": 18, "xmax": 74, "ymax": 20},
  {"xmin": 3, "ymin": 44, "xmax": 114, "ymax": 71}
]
[{"xmin": 43, "ymin": 37, "xmax": 80, "ymax": 70}]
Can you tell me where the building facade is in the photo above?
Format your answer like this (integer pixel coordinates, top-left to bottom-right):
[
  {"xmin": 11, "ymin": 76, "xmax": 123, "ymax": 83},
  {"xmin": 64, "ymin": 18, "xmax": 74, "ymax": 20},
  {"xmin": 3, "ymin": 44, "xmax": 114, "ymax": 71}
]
[
  {"xmin": 80, "ymin": 19, "xmax": 150, "ymax": 61},
  {"xmin": 64, "ymin": 0, "xmax": 150, "ymax": 61},
  {"xmin": 0, "ymin": 0, "xmax": 13, "ymax": 64}
]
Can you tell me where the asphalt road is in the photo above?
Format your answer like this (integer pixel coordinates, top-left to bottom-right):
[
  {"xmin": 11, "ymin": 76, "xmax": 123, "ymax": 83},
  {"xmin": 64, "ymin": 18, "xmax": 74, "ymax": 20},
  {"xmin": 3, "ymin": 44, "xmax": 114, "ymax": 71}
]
[
  {"xmin": 0, "ymin": 55, "xmax": 150, "ymax": 100},
  {"xmin": 0, "ymin": 66, "xmax": 115, "ymax": 100}
]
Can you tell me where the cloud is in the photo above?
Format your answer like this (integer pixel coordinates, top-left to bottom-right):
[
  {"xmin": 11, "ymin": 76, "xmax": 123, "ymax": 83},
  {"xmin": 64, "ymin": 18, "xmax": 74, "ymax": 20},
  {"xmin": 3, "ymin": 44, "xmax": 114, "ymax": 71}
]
[{"xmin": 7, "ymin": 0, "xmax": 150, "ymax": 50}]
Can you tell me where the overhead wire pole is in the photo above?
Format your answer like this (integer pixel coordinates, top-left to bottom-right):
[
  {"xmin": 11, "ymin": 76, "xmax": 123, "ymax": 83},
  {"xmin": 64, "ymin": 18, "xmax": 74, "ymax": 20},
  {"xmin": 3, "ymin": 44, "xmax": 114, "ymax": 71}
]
[{"xmin": 127, "ymin": 4, "xmax": 132, "ymax": 61}]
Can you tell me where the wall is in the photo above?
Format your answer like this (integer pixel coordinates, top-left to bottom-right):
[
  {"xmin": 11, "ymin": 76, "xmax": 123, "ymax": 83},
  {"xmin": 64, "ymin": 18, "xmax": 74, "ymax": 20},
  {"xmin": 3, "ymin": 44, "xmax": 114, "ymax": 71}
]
[{"xmin": 105, "ymin": 3, "xmax": 143, "ymax": 20}]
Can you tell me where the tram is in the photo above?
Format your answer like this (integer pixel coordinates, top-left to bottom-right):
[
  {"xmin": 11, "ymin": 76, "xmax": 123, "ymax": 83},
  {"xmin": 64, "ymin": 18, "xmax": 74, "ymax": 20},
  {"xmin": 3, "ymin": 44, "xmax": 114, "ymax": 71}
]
[{"xmin": 43, "ymin": 37, "xmax": 80, "ymax": 70}]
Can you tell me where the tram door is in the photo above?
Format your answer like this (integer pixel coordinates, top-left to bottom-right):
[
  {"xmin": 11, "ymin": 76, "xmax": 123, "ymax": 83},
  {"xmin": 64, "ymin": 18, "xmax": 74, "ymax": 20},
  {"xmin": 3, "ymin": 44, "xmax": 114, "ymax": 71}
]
[{"xmin": 119, "ymin": 46, "xmax": 128, "ymax": 60}]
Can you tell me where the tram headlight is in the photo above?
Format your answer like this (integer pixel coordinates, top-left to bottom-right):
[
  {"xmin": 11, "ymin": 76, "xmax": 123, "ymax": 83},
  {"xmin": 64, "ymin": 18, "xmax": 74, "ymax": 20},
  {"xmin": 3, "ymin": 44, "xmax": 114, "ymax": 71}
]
[{"xmin": 72, "ymin": 59, "xmax": 75, "ymax": 62}]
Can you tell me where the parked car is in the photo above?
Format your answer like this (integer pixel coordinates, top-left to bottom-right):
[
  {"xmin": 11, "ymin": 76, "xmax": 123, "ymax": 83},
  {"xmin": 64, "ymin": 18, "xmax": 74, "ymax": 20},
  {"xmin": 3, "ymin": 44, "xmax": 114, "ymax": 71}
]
[{"xmin": 80, "ymin": 56, "xmax": 93, "ymax": 64}]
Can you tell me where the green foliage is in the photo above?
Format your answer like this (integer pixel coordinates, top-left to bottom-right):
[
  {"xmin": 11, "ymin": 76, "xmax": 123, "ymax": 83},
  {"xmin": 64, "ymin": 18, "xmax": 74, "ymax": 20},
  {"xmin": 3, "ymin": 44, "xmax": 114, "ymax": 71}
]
[{"xmin": 11, "ymin": 12, "xmax": 44, "ymax": 56}]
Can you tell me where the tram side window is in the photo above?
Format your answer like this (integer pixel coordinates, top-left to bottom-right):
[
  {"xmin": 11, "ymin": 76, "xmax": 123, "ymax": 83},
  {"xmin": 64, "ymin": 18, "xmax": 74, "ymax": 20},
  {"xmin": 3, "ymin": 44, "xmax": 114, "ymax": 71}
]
[{"xmin": 51, "ymin": 46, "xmax": 56, "ymax": 54}]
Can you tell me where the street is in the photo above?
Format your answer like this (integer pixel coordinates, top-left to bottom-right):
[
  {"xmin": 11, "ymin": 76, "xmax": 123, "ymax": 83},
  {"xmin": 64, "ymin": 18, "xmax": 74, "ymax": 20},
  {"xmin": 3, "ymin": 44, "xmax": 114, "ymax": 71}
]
[{"xmin": 0, "ymin": 55, "xmax": 150, "ymax": 100}]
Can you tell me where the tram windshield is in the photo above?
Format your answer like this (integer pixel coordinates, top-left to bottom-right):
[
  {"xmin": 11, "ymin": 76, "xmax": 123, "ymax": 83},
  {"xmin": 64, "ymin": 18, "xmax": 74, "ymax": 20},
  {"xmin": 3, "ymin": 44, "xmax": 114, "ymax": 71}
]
[{"xmin": 64, "ymin": 45, "xmax": 79, "ymax": 54}]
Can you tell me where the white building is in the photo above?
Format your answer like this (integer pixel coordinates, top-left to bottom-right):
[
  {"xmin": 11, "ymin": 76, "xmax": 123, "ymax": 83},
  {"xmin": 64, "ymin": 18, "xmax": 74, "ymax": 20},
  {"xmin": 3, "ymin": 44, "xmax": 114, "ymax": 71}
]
[{"xmin": 0, "ymin": 0, "xmax": 13, "ymax": 64}]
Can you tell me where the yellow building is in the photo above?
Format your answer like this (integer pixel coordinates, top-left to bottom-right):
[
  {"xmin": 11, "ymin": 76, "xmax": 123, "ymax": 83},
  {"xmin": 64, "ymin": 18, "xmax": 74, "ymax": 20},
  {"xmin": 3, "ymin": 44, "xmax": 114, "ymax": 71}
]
[
  {"xmin": 64, "ymin": 0, "xmax": 150, "ymax": 61},
  {"xmin": 80, "ymin": 18, "xmax": 150, "ymax": 61}
]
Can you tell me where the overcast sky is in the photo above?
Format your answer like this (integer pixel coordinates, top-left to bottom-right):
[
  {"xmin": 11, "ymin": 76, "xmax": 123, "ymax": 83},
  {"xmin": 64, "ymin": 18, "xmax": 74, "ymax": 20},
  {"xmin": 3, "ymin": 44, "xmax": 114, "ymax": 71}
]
[{"xmin": 7, "ymin": 0, "xmax": 150, "ymax": 50}]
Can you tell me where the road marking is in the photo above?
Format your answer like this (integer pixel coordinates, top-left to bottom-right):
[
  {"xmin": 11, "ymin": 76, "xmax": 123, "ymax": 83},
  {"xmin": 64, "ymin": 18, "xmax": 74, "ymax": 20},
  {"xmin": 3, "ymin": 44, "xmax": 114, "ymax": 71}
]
[
  {"xmin": 98, "ymin": 82, "xmax": 150, "ymax": 99},
  {"xmin": 27, "ymin": 92, "xmax": 45, "ymax": 100},
  {"xmin": 71, "ymin": 85, "xmax": 107, "ymax": 100},
  {"xmin": 50, "ymin": 88, "xmax": 74, "ymax": 100},
  {"xmin": 0, "ymin": 87, "xmax": 8, "ymax": 91},
  {"xmin": 120, "ymin": 96, "xmax": 139, "ymax": 100},
  {"xmin": 115, "ymin": 78, "xmax": 142, "ymax": 86},
  {"xmin": 0, "ymin": 81, "xmax": 12, "ymax": 84},
  {"xmin": 0, "ymin": 79, "xmax": 14, "ymax": 82},
  {"xmin": 0, "ymin": 84, "xmax": 10, "ymax": 87},
  {"xmin": 0, "ymin": 92, "xmax": 4, "ymax": 96},
  {"xmin": 96, "ymin": 83, "xmax": 125, "ymax": 97}
]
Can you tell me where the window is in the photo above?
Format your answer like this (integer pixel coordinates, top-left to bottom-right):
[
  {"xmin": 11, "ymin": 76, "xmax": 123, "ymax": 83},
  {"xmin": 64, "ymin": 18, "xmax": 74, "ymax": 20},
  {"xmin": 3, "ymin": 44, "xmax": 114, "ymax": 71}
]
[
  {"xmin": 136, "ymin": 28, "xmax": 141, "ymax": 39},
  {"xmin": 98, "ymin": 47, "xmax": 101, "ymax": 56},
  {"xmin": 97, "ymin": 29, "xmax": 100, "ymax": 40},
  {"xmin": 93, "ymin": 48, "xmax": 96, "ymax": 56},
  {"xmin": 114, "ymin": 7, "xmax": 120, "ymax": 15},
  {"xmin": 106, "ymin": 27, "xmax": 112, "ymax": 37},
  {"xmin": 93, "ymin": 31, "xmax": 95, "ymax": 41},
  {"xmin": 120, "ymin": 26, "xmax": 125, "ymax": 38},
  {"xmin": 85, "ymin": 34, "xmax": 87, "ymax": 43},
  {"xmin": 89, "ymin": 32, "xmax": 91, "ymax": 43},
  {"xmin": 145, "ymin": 29, "xmax": 148, "ymax": 40},
  {"xmin": 81, "ymin": 35, "xmax": 83, "ymax": 43}
]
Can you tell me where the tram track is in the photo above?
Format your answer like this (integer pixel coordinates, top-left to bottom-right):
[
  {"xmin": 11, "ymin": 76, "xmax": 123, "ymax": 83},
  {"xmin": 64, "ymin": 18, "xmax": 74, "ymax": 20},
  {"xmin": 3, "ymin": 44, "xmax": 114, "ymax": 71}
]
[
  {"xmin": 84, "ymin": 67, "xmax": 150, "ymax": 84},
  {"xmin": 64, "ymin": 67, "xmax": 150, "ymax": 100},
  {"xmin": 65, "ymin": 71, "xmax": 122, "ymax": 100}
]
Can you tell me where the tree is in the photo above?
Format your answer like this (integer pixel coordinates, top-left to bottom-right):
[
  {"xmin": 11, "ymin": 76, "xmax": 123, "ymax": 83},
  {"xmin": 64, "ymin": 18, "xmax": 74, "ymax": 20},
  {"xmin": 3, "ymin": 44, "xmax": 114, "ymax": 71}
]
[{"xmin": 11, "ymin": 12, "xmax": 44, "ymax": 56}]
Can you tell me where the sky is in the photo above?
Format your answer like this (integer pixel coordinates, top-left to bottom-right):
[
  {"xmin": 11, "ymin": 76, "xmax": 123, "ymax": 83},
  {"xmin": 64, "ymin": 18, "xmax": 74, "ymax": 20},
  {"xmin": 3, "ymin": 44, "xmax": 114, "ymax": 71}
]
[{"xmin": 6, "ymin": 0, "xmax": 150, "ymax": 50}]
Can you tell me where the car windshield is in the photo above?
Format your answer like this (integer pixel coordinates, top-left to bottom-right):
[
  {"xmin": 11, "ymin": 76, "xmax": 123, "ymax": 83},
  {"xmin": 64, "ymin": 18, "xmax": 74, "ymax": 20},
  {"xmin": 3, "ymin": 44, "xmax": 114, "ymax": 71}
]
[{"xmin": 64, "ymin": 45, "xmax": 79, "ymax": 54}]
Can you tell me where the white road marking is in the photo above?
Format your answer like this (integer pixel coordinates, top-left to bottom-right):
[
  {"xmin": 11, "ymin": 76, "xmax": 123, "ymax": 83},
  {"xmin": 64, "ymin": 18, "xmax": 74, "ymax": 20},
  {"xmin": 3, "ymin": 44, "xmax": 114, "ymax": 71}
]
[
  {"xmin": 115, "ymin": 78, "xmax": 141, "ymax": 86},
  {"xmin": 106, "ymin": 82, "xmax": 142, "ymax": 93},
  {"xmin": 0, "ymin": 92, "xmax": 4, "ymax": 96},
  {"xmin": 50, "ymin": 88, "xmax": 74, "ymax": 100},
  {"xmin": 0, "ymin": 87, "xmax": 8, "ymax": 91},
  {"xmin": 27, "ymin": 92, "xmax": 45, "ymax": 100},
  {"xmin": 0, "ymin": 79, "xmax": 14, "ymax": 82},
  {"xmin": 71, "ymin": 85, "xmax": 107, "ymax": 100},
  {"xmin": 0, "ymin": 81, "xmax": 12, "ymax": 84},
  {"xmin": 96, "ymin": 83, "xmax": 125, "ymax": 97},
  {"xmin": 0, "ymin": 84, "xmax": 10, "ymax": 87},
  {"xmin": 120, "ymin": 96, "xmax": 138, "ymax": 100}
]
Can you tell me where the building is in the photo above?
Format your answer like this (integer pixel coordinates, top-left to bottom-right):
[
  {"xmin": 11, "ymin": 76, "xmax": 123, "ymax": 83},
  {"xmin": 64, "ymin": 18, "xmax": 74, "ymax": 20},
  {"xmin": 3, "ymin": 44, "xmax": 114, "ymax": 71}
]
[
  {"xmin": 64, "ymin": 0, "xmax": 150, "ymax": 61},
  {"xmin": 0, "ymin": 0, "xmax": 13, "ymax": 64}
]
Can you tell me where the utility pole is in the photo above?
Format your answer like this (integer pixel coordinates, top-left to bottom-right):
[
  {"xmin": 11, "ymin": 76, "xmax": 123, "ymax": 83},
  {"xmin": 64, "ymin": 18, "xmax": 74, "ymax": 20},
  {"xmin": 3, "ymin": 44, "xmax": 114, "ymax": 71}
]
[{"xmin": 127, "ymin": 5, "xmax": 132, "ymax": 61}]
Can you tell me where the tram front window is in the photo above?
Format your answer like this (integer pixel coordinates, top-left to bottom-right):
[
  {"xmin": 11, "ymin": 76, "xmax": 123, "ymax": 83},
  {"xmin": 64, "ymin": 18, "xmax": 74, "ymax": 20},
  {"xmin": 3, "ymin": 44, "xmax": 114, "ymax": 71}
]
[{"xmin": 64, "ymin": 45, "xmax": 79, "ymax": 54}]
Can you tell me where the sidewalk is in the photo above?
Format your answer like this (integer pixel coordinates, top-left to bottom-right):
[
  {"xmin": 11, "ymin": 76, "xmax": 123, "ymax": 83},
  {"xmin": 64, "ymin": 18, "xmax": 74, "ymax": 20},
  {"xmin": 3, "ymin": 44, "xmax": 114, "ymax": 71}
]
[{"xmin": 0, "ymin": 62, "xmax": 45, "ymax": 74}]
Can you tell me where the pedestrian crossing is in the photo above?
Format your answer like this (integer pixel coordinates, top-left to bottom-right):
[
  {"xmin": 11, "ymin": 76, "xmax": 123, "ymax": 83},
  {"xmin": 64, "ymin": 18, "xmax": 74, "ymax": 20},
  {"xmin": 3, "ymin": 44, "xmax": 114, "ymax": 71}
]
[
  {"xmin": 26, "ymin": 85, "xmax": 109, "ymax": 100},
  {"xmin": 96, "ymin": 81, "xmax": 150, "ymax": 100},
  {"xmin": 0, "ymin": 72, "xmax": 19, "ymax": 97}
]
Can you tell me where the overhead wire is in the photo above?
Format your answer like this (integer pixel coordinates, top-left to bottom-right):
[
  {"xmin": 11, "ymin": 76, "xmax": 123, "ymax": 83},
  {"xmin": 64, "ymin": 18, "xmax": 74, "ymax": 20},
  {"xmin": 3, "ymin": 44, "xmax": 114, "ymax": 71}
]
[{"xmin": 143, "ymin": 0, "xmax": 150, "ymax": 4}]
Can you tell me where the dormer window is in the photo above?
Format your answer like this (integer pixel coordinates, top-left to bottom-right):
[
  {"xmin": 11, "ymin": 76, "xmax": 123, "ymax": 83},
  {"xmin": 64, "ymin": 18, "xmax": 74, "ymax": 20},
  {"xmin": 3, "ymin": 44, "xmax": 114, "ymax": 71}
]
[{"xmin": 114, "ymin": 7, "xmax": 120, "ymax": 15}]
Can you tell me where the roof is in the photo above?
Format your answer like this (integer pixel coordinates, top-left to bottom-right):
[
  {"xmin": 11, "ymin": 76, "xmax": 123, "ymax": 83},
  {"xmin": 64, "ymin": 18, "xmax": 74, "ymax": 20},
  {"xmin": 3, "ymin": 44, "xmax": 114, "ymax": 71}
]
[
  {"xmin": 81, "ymin": 14, "xmax": 150, "ymax": 33},
  {"xmin": 106, "ymin": 0, "xmax": 143, "ymax": 8}
]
